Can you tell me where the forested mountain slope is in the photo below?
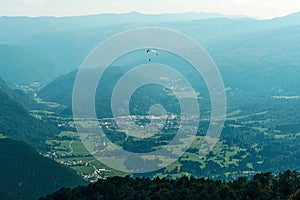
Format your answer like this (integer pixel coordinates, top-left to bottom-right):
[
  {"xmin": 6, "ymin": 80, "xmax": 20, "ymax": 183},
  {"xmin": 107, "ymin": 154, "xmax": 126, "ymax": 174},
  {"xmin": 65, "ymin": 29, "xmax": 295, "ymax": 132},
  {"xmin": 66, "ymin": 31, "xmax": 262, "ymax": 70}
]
[{"xmin": 0, "ymin": 139, "xmax": 86, "ymax": 200}]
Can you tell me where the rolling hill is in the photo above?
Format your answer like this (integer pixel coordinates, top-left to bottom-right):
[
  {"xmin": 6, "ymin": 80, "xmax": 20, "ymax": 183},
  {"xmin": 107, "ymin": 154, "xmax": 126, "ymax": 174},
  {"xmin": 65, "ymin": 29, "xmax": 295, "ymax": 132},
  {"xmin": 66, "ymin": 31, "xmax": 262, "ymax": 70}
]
[
  {"xmin": 0, "ymin": 44, "xmax": 57, "ymax": 85},
  {"xmin": 38, "ymin": 24, "xmax": 300, "ymax": 103}
]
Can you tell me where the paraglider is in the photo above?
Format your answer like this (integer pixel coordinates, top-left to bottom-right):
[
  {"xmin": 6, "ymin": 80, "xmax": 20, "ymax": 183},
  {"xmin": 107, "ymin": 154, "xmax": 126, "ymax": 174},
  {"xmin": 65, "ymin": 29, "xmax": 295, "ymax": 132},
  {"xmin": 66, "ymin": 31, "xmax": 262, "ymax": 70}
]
[
  {"xmin": 147, "ymin": 49, "xmax": 158, "ymax": 61},
  {"xmin": 147, "ymin": 49, "xmax": 158, "ymax": 56}
]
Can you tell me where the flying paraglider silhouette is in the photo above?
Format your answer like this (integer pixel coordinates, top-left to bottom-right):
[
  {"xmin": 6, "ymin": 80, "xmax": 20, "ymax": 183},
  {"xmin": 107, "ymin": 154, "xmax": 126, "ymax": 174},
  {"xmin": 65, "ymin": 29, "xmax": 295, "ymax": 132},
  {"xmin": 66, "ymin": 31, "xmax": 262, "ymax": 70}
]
[{"xmin": 147, "ymin": 49, "xmax": 158, "ymax": 61}]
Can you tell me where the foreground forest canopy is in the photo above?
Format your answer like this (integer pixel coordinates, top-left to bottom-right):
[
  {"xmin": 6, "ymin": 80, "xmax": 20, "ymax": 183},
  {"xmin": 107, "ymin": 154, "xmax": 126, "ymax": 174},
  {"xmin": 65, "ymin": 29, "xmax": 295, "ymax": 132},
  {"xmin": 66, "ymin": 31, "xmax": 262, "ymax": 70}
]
[{"xmin": 41, "ymin": 170, "xmax": 300, "ymax": 200}]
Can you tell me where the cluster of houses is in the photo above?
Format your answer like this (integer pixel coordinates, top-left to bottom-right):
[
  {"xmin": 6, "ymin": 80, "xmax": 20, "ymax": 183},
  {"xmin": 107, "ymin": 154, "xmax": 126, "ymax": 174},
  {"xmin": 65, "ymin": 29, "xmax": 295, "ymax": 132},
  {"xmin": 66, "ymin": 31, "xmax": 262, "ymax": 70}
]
[
  {"xmin": 59, "ymin": 160, "xmax": 84, "ymax": 166},
  {"xmin": 81, "ymin": 169, "xmax": 107, "ymax": 182}
]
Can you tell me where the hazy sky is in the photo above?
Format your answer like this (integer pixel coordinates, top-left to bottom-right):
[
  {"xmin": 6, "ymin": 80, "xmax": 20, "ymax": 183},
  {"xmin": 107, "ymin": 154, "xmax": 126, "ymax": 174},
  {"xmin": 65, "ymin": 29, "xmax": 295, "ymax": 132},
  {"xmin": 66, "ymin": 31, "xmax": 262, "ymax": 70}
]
[{"xmin": 0, "ymin": 0, "xmax": 300, "ymax": 19}]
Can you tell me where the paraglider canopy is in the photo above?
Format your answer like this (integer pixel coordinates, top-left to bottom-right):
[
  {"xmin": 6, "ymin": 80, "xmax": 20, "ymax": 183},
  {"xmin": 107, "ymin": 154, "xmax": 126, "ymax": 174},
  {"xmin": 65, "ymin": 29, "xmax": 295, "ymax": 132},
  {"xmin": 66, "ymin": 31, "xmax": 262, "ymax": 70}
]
[
  {"xmin": 147, "ymin": 49, "xmax": 158, "ymax": 62},
  {"xmin": 147, "ymin": 49, "xmax": 158, "ymax": 56}
]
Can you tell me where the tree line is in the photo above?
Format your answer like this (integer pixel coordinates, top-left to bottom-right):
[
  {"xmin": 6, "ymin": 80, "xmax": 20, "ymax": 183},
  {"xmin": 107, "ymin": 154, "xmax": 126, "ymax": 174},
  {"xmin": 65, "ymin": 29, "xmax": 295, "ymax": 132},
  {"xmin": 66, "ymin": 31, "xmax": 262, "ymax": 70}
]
[{"xmin": 41, "ymin": 170, "xmax": 300, "ymax": 200}]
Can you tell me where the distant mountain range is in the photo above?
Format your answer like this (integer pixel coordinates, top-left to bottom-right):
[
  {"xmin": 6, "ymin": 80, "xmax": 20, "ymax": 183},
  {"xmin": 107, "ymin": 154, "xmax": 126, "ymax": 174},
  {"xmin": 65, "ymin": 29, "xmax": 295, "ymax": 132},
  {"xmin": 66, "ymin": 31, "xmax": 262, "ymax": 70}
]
[
  {"xmin": 0, "ymin": 12, "xmax": 232, "ymax": 44},
  {"xmin": 0, "ymin": 44, "xmax": 57, "ymax": 85},
  {"xmin": 0, "ymin": 12, "xmax": 300, "ymax": 86},
  {"xmin": 38, "ymin": 15, "xmax": 300, "ymax": 105}
]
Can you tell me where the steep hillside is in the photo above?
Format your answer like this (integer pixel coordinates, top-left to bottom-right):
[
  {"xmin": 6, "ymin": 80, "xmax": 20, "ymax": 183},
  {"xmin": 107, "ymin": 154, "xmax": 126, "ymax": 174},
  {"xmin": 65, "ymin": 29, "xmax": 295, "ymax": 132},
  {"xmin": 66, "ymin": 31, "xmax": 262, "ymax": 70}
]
[
  {"xmin": 0, "ymin": 87, "xmax": 59, "ymax": 150},
  {"xmin": 0, "ymin": 138, "xmax": 86, "ymax": 200},
  {"xmin": 0, "ymin": 77, "xmax": 39, "ymax": 110}
]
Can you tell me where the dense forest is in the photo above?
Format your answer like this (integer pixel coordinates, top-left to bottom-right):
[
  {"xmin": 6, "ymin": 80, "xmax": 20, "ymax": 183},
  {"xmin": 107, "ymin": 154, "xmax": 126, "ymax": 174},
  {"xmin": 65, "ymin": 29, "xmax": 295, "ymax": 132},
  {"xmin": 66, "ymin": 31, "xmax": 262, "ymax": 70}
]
[
  {"xmin": 41, "ymin": 170, "xmax": 300, "ymax": 200},
  {"xmin": 0, "ymin": 86, "xmax": 59, "ymax": 150},
  {"xmin": 0, "ymin": 139, "xmax": 86, "ymax": 200}
]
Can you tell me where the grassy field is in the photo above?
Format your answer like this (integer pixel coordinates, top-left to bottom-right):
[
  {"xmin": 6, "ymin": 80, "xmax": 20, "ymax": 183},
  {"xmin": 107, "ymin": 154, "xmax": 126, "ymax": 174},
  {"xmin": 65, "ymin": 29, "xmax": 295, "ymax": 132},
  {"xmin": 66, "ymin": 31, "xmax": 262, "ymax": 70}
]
[
  {"xmin": 0, "ymin": 134, "xmax": 6, "ymax": 139},
  {"xmin": 45, "ymin": 107, "xmax": 256, "ymax": 181},
  {"xmin": 46, "ymin": 131, "xmax": 128, "ymax": 179}
]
